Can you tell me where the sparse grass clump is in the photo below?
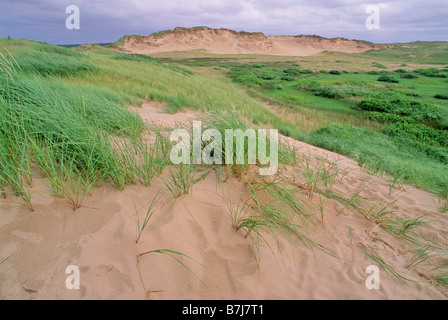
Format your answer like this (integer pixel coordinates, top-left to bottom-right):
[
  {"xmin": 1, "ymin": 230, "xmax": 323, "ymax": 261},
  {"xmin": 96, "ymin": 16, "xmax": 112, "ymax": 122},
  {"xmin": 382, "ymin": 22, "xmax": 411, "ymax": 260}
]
[{"xmin": 372, "ymin": 62, "xmax": 388, "ymax": 69}]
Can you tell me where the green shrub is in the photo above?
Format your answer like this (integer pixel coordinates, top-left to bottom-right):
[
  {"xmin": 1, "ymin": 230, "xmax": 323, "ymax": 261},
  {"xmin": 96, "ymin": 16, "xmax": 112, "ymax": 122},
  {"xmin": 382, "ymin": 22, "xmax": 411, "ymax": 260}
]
[
  {"xmin": 299, "ymin": 69, "xmax": 313, "ymax": 74},
  {"xmin": 364, "ymin": 112, "xmax": 416, "ymax": 124},
  {"xmin": 394, "ymin": 69, "xmax": 408, "ymax": 73},
  {"xmin": 329, "ymin": 70, "xmax": 341, "ymax": 75},
  {"xmin": 400, "ymin": 73, "xmax": 418, "ymax": 79},
  {"xmin": 35, "ymin": 43, "xmax": 85, "ymax": 57},
  {"xmin": 434, "ymin": 94, "xmax": 448, "ymax": 100},
  {"xmin": 377, "ymin": 75, "xmax": 399, "ymax": 83},
  {"xmin": 372, "ymin": 62, "xmax": 388, "ymax": 69},
  {"xmin": 283, "ymin": 68, "xmax": 300, "ymax": 76},
  {"xmin": 382, "ymin": 123, "xmax": 448, "ymax": 149},
  {"xmin": 252, "ymin": 64, "xmax": 263, "ymax": 68},
  {"xmin": 231, "ymin": 70, "xmax": 266, "ymax": 87},
  {"xmin": 414, "ymin": 68, "xmax": 447, "ymax": 78},
  {"xmin": 281, "ymin": 76, "xmax": 295, "ymax": 82},
  {"xmin": 357, "ymin": 96, "xmax": 442, "ymax": 122},
  {"xmin": 367, "ymin": 71, "xmax": 380, "ymax": 75},
  {"xmin": 309, "ymin": 124, "xmax": 448, "ymax": 194}
]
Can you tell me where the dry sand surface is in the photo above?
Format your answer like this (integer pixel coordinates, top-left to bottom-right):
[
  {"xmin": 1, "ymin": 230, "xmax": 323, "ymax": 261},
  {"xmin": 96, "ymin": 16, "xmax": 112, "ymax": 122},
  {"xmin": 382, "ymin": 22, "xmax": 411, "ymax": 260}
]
[
  {"xmin": 0, "ymin": 102, "xmax": 447, "ymax": 300},
  {"xmin": 118, "ymin": 27, "xmax": 381, "ymax": 56}
]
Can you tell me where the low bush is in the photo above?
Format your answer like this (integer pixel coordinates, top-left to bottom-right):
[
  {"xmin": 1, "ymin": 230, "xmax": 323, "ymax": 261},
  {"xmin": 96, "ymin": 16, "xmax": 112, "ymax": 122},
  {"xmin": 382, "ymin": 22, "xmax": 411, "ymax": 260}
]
[
  {"xmin": 372, "ymin": 62, "xmax": 388, "ymax": 69},
  {"xmin": 434, "ymin": 94, "xmax": 448, "ymax": 100},
  {"xmin": 13, "ymin": 52, "xmax": 98, "ymax": 77},
  {"xmin": 231, "ymin": 70, "xmax": 266, "ymax": 87},
  {"xmin": 329, "ymin": 70, "xmax": 341, "ymax": 75},
  {"xmin": 258, "ymin": 73, "xmax": 275, "ymax": 80},
  {"xmin": 357, "ymin": 96, "xmax": 442, "ymax": 122},
  {"xmin": 377, "ymin": 75, "xmax": 399, "ymax": 83},
  {"xmin": 283, "ymin": 68, "xmax": 300, "ymax": 76},
  {"xmin": 382, "ymin": 122, "xmax": 448, "ymax": 149}
]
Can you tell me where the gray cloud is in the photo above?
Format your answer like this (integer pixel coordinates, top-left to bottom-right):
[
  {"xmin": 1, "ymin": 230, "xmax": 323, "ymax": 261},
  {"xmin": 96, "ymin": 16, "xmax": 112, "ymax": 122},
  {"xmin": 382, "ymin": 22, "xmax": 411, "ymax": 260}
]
[{"xmin": 0, "ymin": 0, "xmax": 447, "ymax": 44}]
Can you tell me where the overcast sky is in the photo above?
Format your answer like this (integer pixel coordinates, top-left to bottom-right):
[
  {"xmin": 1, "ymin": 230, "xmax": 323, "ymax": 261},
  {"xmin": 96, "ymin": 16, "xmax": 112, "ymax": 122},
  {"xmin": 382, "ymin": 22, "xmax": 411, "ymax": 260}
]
[{"xmin": 1, "ymin": 0, "xmax": 447, "ymax": 45}]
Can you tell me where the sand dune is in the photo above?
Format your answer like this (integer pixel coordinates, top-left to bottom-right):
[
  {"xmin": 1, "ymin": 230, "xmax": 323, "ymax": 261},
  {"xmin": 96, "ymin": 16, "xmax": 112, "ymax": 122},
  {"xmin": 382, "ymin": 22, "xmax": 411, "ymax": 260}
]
[
  {"xmin": 117, "ymin": 27, "xmax": 381, "ymax": 56},
  {"xmin": 1, "ymin": 102, "xmax": 446, "ymax": 300}
]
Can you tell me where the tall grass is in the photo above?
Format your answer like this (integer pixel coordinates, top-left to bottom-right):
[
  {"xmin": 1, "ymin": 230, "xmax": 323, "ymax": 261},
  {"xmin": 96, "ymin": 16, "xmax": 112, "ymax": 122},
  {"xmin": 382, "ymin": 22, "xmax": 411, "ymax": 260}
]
[{"xmin": 0, "ymin": 50, "xmax": 153, "ymax": 209}]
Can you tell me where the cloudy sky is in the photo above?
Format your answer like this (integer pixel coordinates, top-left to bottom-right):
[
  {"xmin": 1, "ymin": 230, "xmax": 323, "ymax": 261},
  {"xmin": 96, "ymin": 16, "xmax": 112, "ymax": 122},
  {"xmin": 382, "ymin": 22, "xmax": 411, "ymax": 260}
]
[{"xmin": 1, "ymin": 0, "xmax": 447, "ymax": 45}]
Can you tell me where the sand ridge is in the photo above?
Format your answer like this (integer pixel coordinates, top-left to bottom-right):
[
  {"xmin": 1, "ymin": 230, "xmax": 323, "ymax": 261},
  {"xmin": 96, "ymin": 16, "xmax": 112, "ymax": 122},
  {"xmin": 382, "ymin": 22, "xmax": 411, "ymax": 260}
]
[{"xmin": 117, "ymin": 27, "xmax": 381, "ymax": 56}]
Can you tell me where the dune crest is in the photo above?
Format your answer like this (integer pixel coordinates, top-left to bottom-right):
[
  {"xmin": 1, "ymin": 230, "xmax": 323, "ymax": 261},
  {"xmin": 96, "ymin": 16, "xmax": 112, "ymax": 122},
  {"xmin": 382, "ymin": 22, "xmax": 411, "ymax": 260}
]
[{"xmin": 117, "ymin": 27, "xmax": 381, "ymax": 56}]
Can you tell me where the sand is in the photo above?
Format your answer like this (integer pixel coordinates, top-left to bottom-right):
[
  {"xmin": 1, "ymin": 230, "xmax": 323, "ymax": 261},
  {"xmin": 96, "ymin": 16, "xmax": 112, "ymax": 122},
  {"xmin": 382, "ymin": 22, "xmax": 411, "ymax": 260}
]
[
  {"xmin": 0, "ymin": 102, "xmax": 447, "ymax": 300},
  {"xmin": 118, "ymin": 27, "xmax": 381, "ymax": 56}
]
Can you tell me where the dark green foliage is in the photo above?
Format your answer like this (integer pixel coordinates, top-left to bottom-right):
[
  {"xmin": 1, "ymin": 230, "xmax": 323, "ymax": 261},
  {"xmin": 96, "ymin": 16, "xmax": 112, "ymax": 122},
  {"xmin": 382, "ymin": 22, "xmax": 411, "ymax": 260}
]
[
  {"xmin": 382, "ymin": 123, "xmax": 448, "ymax": 149},
  {"xmin": 414, "ymin": 68, "xmax": 447, "ymax": 78},
  {"xmin": 372, "ymin": 62, "xmax": 388, "ymax": 69},
  {"xmin": 434, "ymin": 94, "xmax": 448, "ymax": 100},
  {"xmin": 363, "ymin": 112, "xmax": 416, "ymax": 124},
  {"xmin": 394, "ymin": 69, "xmax": 408, "ymax": 73},
  {"xmin": 367, "ymin": 71, "xmax": 380, "ymax": 75},
  {"xmin": 313, "ymin": 87, "xmax": 338, "ymax": 98},
  {"xmin": 309, "ymin": 124, "xmax": 448, "ymax": 194},
  {"xmin": 357, "ymin": 96, "xmax": 442, "ymax": 122},
  {"xmin": 252, "ymin": 64, "xmax": 263, "ymax": 68},
  {"xmin": 377, "ymin": 75, "xmax": 399, "ymax": 83},
  {"xmin": 329, "ymin": 70, "xmax": 341, "ymax": 75},
  {"xmin": 299, "ymin": 69, "xmax": 313, "ymax": 74},
  {"xmin": 283, "ymin": 68, "xmax": 300, "ymax": 76},
  {"xmin": 400, "ymin": 73, "xmax": 418, "ymax": 79},
  {"xmin": 13, "ymin": 52, "xmax": 98, "ymax": 77},
  {"xmin": 258, "ymin": 73, "xmax": 275, "ymax": 80},
  {"xmin": 231, "ymin": 70, "xmax": 266, "ymax": 87},
  {"xmin": 112, "ymin": 52, "xmax": 193, "ymax": 76}
]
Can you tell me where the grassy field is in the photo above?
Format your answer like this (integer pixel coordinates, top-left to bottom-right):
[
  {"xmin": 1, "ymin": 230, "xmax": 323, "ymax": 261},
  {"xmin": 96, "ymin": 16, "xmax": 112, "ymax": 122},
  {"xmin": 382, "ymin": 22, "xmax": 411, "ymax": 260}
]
[{"xmin": 1, "ymin": 37, "xmax": 448, "ymax": 206}]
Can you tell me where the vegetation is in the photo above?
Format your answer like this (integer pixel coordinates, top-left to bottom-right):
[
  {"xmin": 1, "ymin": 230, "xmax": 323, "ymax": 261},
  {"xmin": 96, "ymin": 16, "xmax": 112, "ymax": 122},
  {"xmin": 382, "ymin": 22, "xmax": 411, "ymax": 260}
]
[{"xmin": 1, "ymin": 36, "xmax": 448, "ymax": 298}]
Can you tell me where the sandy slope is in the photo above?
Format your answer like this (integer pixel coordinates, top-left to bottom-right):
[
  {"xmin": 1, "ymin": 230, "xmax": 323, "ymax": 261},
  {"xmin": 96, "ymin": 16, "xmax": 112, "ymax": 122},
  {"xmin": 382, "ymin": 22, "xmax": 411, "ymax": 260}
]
[
  {"xmin": 0, "ymin": 102, "xmax": 447, "ymax": 300},
  {"xmin": 118, "ymin": 27, "xmax": 381, "ymax": 56}
]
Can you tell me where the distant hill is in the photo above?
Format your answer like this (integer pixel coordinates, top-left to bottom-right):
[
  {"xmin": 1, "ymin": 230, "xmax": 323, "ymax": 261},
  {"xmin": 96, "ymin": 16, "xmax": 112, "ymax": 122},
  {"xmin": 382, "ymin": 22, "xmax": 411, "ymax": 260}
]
[{"xmin": 112, "ymin": 27, "xmax": 382, "ymax": 56}]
